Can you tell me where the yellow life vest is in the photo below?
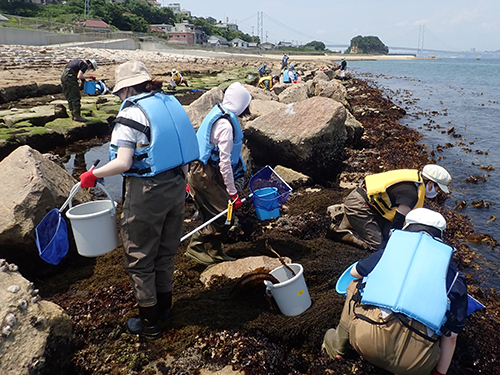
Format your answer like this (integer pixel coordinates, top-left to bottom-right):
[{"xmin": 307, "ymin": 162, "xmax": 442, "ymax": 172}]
[
  {"xmin": 365, "ymin": 169, "xmax": 425, "ymax": 221},
  {"xmin": 258, "ymin": 76, "xmax": 273, "ymax": 90}
]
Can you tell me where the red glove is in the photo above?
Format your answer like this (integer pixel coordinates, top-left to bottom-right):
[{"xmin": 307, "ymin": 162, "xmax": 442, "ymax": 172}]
[
  {"xmin": 432, "ymin": 369, "xmax": 444, "ymax": 375},
  {"xmin": 89, "ymin": 76, "xmax": 96, "ymax": 80},
  {"xmin": 80, "ymin": 170, "xmax": 98, "ymax": 188},
  {"xmin": 230, "ymin": 194, "xmax": 242, "ymax": 210}
]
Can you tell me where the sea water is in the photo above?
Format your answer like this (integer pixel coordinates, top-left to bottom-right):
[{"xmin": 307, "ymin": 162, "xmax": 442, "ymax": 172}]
[{"xmin": 349, "ymin": 58, "xmax": 500, "ymax": 290}]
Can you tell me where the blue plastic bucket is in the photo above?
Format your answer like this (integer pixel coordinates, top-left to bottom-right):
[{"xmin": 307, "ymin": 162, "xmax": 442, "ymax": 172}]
[
  {"xmin": 335, "ymin": 262, "xmax": 358, "ymax": 296},
  {"xmin": 252, "ymin": 187, "xmax": 280, "ymax": 220},
  {"xmin": 84, "ymin": 81, "xmax": 97, "ymax": 94}
]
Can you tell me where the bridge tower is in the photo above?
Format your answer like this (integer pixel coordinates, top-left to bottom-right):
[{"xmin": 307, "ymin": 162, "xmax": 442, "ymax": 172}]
[
  {"xmin": 257, "ymin": 11, "xmax": 264, "ymax": 43},
  {"xmin": 418, "ymin": 25, "xmax": 425, "ymax": 53}
]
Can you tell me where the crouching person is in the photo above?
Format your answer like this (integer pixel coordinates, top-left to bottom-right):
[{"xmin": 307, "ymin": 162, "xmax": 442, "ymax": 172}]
[{"xmin": 323, "ymin": 208, "xmax": 468, "ymax": 375}]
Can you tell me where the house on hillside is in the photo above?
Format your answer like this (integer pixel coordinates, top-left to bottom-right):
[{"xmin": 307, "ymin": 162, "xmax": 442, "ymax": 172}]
[
  {"xmin": 231, "ymin": 38, "xmax": 248, "ymax": 49},
  {"xmin": 214, "ymin": 22, "xmax": 238, "ymax": 32},
  {"xmin": 260, "ymin": 41, "xmax": 275, "ymax": 50},
  {"xmin": 151, "ymin": 23, "xmax": 173, "ymax": 34},
  {"xmin": 80, "ymin": 19, "xmax": 111, "ymax": 32},
  {"xmin": 206, "ymin": 17, "xmax": 217, "ymax": 25},
  {"xmin": 207, "ymin": 35, "xmax": 228, "ymax": 47},
  {"xmin": 167, "ymin": 3, "xmax": 181, "ymax": 14},
  {"xmin": 167, "ymin": 22, "xmax": 206, "ymax": 45},
  {"xmin": 277, "ymin": 41, "xmax": 293, "ymax": 48}
]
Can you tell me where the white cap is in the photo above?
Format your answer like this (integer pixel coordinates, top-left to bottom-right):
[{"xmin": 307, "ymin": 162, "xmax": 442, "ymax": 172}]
[
  {"xmin": 421, "ymin": 164, "xmax": 451, "ymax": 193},
  {"xmin": 403, "ymin": 208, "xmax": 446, "ymax": 232}
]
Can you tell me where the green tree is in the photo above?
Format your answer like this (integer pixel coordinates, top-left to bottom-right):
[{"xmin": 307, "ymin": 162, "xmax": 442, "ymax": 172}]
[{"xmin": 304, "ymin": 40, "xmax": 326, "ymax": 51}]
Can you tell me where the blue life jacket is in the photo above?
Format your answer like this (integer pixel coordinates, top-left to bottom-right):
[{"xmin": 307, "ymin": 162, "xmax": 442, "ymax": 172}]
[
  {"xmin": 360, "ymin": 230, "xmax": 453, "ymax": 334},
  {"xmin": 283, "ymin": 69, "xmax": 291, "ymax": 83},
  {"xmin": 196, "ymin": 103, "xmax": 246, "ymax": 179},
  {"xmin": 109, "ymin": 91, "xmax": 199, "ymax": 177},
  {"xmin": 258, "ymin": 65, "xmax": 266, "ymax": 74}
]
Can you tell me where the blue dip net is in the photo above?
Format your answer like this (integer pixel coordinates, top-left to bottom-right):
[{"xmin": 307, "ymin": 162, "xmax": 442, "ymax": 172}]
[
  {"xmin": 35, "ymin": 208, "xmax": 69, "ymax": 265},
  {"xmin": 249, "ymin": 166, "xmax": 293, "ymax": 210}
]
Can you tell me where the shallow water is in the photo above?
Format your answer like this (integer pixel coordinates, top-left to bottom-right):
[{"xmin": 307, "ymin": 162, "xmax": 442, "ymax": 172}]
[{"xmin": 349, "ymin": 58, "xmax": 500, "ymax": 290}]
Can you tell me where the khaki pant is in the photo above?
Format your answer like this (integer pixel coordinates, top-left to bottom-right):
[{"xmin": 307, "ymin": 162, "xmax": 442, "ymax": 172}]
[
  {"xmin": 341, "ymin": 188, "xmax": 392, "ymax": 251},
  {"xmin": 324, "ymin": 281, "xmax": 441, "ymax": 375},
  {"xmin": 121, "ymin": 168, "xmax": 185, "ymax": 307}
]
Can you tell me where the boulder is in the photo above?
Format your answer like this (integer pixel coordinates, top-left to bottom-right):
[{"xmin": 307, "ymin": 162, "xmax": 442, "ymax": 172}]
[
  {"xmin": 245, "ymin": 96, "xmax": 348, "ymax": 184},
  {"xmin": 199, "ymin": 256, "xmax": 292, "ymax": 288},
  {"xmin": 313, "ymin": 79, "xmax": 349, "ymax": 108},
  {"xmin": 241, "ymin": 84, "xmax": 279, "ymax": 102},
  {"xmin": 344, "ymin": 110, "xmax": 365, "ymax": 148},
  {"xmin": 272, "ymin": 165, "xmax": 312, "ymax": 190},
  {"xmin": 248, "ymin": 99, "xmax": 286, "ymax": 119},
  {"xmin": 0, "ymin": 258, "xmax": 73, "ymax": 375},
  {"xmin": 270, "ymin": 82, "xmax": 288, "ymax": 96},
  {"xmin": 0, "ymin": 146, "xmax": 90, "ymax": 271},
  {"xmin": 278, "ymin": 83, "xmax": 309, "ymax": 104},
  {"xmin": 185, "ymin": 87, "xmax": 224, "ymax": 130}
]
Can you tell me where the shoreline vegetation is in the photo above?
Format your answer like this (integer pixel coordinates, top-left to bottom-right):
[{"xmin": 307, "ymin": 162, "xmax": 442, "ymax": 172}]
[{"xmin": 1, "ymin": 46, "xmax": 499, "ymax": 374}]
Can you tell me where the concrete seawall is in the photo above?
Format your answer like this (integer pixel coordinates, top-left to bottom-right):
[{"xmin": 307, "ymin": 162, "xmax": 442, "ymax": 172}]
[{"xmin": 0, "ymin": 26, "xmax": 138, "ymax": 49}]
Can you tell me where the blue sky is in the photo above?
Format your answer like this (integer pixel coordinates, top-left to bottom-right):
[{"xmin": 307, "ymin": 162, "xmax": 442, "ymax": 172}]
[{"xmin": 168, "ymin": 0, "xmax": 499, "ymax": 52}]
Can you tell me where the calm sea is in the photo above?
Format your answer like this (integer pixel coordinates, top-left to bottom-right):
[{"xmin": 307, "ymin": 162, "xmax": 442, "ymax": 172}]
[
  {"xmin": 65, "ymin": 58, "xmax": 500, "ymax": 290},
  {"xmin": 349, "ymin": 58, "xmax": 500, "ymax": 290}
]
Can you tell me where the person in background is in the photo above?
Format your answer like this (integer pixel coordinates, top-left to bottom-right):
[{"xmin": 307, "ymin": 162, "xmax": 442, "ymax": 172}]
[
  {"xmin": 60, "ymin": 58, "xmax": 97, "ymax": 122},
  {"xmin": 327, "ymin": 164, "xmax": 451, "ymax": 251},
  {"xmin": 79, "ymin": 60, "xmax": 199, "ymax": 339},
  {"xmin": 258, "ymin": 74, "xmax": 279, "ymax": 91},
  {"xmin": 258, "ymin": 64, "xmax": 268, "ymax": 77},
  {"xmin": 339, "ymin": 57, "xmax": 347, "ymax": 80},
  {"xmin": 185, "ymin": 82, "xmax": 252, "ymax": 266},
  {"xmin": 281, "ymin": 53, "xmax": 289, "ymax": 70},
  {"xmin": 282, "ymin": 64, "xmax": 298, "ymax": 84},
  {"xmin": 323, "ymin": 208, "xmax": 468, "ymax": 375},
  {"xmin": 170, "ymin": 69, "xmax": 189, "ymax": 88}
]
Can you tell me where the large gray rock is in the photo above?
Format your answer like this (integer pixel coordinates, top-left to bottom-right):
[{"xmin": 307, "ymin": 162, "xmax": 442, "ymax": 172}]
[
  {"xmin": 242, "ymin": 83, "xmax": 279, "ymax": 102},
  {"xmin": 185, "ymin": 87, "xmax": 224, "ymax": 130},
  {"xmin": 248, "ymin": 99, "xmax": 286, "ymax": 119},
  {"xmin": 245, "ymin": 96, "xmax": 348, "ymax": 184},
  {"xmin": 273, "ymin": 165, "xmax": 312, "ymax": 189},
  {"xmin": 0, "ymin": 146, "xmax": 90, "ymax": 271},
  {"xmin": 313, "ymin": 79, "xmax": 349, "ymax": 108},
  {"xmin": 0, "ymin": 259, "xmax": 72, "ymax": 375},
  {"xmin": 278, "ymin": 83, "xmax": 309, "ymax": 104}
]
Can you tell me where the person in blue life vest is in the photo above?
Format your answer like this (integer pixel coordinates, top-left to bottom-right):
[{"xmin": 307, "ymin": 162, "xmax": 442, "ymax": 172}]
[
  {"xmin": 327, "ymin": 164, "xmax": 451, "ymax": 251},
  {"xmin": 79, "ymin": 60, "xmax": 199, "ymax": 339},
  {"xmin": 282, "ymin": 64, "xmax": 298, "ymax": 83},
  {"xmin": 323, "ymin": 208, "xmax": 468, "ymax": 375},
  {"xmin": 60, "ymin": 58, "xmax": 97, "ymax": 122},
  {"xmin": 185, "ymin": 82, "xmax": 252, "ymax": 266},
  {"xmin": 281, "ymin": 53, "xmax": 289, "ymax": 70},
  {"xmin": 258, "ymin": 64, "xmax": 268, "ymax": 77}
]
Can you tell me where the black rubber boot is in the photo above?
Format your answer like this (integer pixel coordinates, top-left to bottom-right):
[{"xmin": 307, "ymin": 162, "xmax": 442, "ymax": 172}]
[
  {"xmin": 127, "ymin": 305, "xmax": 162, "ymax": 339},
  {"xmin": 157, "ymin": 291, "xmax": 173, "ymax": 321}
]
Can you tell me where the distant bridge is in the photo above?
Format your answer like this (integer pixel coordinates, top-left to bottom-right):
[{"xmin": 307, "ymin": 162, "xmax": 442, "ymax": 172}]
[{"xmin": 325, "ymin": 44, "xmax": 456, "ymax": 54}]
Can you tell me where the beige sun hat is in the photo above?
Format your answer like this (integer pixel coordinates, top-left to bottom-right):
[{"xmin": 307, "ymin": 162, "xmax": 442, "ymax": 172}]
[
  {"xmin": 421, "ymin": 164, "xmax": 451, "ymax": 193},
  {"xmin": 112, "ymin": 60, "xmax": 152, "ymax": 94}
]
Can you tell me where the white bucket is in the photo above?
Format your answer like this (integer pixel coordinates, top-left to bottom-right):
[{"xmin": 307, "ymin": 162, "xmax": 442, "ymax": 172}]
[
  {"xmin": 66, "ymin": 182, "xmax": 118, "ymax": 257},
  {"xmin": 264, "ymin": 263, "xmax": 311, "ymax": 316}
]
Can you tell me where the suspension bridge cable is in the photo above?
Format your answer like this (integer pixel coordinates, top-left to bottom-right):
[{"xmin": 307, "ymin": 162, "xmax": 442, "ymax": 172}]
[{"xmin": 423, "ymin": 26, "xmax": 459, "ymax": 51}]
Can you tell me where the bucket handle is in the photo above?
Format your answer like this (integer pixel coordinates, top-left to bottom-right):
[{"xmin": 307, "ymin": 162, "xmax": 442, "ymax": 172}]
[{"xmin": 62, "ymin": 182, "xmax": 116, "ymax": 216}]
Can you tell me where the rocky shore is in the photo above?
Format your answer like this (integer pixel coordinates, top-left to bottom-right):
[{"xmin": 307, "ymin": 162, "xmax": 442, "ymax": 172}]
[{"xmin": 0, "ymin": 45, "xmax": 499, "ymax": 375}]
